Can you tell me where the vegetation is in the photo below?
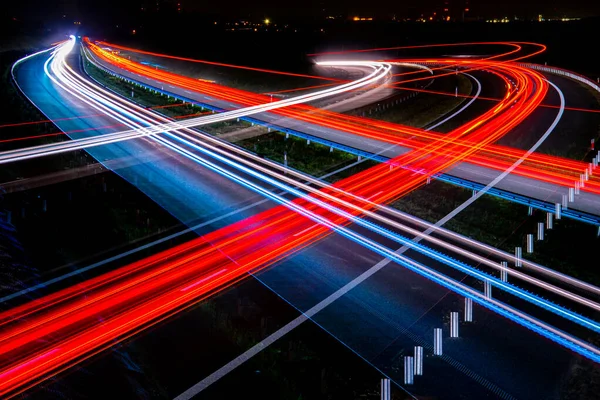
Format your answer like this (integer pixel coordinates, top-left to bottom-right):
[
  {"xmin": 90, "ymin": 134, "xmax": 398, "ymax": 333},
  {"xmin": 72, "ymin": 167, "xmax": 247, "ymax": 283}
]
[
  {"xmin": 179, "ymin": 287, "xmax": 385, "ymax": 400},
  {"xmin": 237, "ymin": 131, "xmax": 364, "ymax": 177},
  {"xmin": 391, "ymin": 179, "xmax": 600, "ymax": 285},
  {"xmin": 85, "ymin": 59, "xmax": 255, "ymax": 132},
  {"xmin": 88, "ymin": 54, "xmax": 600, "ymax": 287},
  {"xmin": 560, "ymin": 335, "xmax": 600, "ymax": 400},
  {"xmin": 0, "ymin": 52, "xmax": 68, "ymax": 157},
  {"xmin": 85, "ymin": 59, "xmax": 200, "ymax": 118},
  {"xmin": 121, "ymin": 51, "xmax": 328, "ymax": 94},
  {"xmin": 86, "ymin": 57, "xmax": 380, "ymax": 180},
  {"xmin": 357, "ymin": 73, "xmax": 472, "ymax": 130},
  {"xmin": 0, "ymin": 53, "xmax": 183, "ymax": 298}
]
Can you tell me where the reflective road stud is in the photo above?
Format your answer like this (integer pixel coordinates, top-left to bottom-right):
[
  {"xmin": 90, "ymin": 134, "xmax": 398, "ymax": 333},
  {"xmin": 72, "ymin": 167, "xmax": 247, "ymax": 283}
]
[
  {"xmin": 450, "ymin": 312, "xmax": 459, "ymax": 338},
  {"xmin": 464, "ymin": 298, "xmax": 473, "ymax": 322},
  {"xmin": 546, "ymin": 212, "xmax": 553, "ymax": 229},
  {"xmin": 527, "ymin": 234, "xmax": 534, "ymax": 253},
  {"xmin": 414, "ymin": 347, "xmax": 423, "ymax": 376},
  {"xmin": 484, "ymin": 281, "xmax": 492, "ymax": 298},
  {"xmin": 434, "ymin": 328, "xmax": 443, "ymax": 355},
  {"xmin": 515, "ymin": 247, "xmax": 523, "ymax": 267},
  {"xmin": 569, "ymin": 188, "xmax": 575, "ymax": 202},
  {"xmin": 500, "ymin": 261, "xmax": 508, "ymax": 282},
  {"xmin": 404, "ymin": 356, "xmax": 414, "ymax": 385},
  {"xmin": 381, "ymin": 378, "xmax": 390, "ymax": 400}
]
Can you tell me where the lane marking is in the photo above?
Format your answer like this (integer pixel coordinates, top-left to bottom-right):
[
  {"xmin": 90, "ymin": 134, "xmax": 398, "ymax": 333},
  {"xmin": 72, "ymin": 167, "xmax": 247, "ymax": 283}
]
[
  {"xmin": 293, "ymin": 224, "xmax": 318, "ymax": 237},
  {"xmin": 181, "ymin": 269, "xmax": 227, "ymax": 292},
  {"xmin": 0, "ymin": 150, "xmax": 379, "ymax": 304},
  {"xmin": 173, "ymin": 79, "xmax": 565, "ymax": 400}
]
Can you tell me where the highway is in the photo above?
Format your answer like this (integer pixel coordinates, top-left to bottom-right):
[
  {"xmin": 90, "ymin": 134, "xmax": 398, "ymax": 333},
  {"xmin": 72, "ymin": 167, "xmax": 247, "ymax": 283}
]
[
  {"xmin": 87, "ymin": 44, "xmax": 600, "ymax": 217},
  {"xmin": 9, "ymin": 46, "xmax": 273, "ymax": 228},
  {"xmin": 2, "ymin": 37, "xmax": 600, "ymax": 400},
  {"xmin": 11, "ymin": 41, "xmax": 600, "ymax": 224}
]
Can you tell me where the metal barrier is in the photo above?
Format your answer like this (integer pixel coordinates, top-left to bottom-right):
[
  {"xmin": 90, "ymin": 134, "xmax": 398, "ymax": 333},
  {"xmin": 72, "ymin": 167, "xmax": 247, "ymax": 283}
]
[
  {"xmin": 84, "ymin": 52, "xmax": 600, "ymax": 226},
  {"xmin": 518, "ymin": 63, "xmax": 600, "ymax": 93}
]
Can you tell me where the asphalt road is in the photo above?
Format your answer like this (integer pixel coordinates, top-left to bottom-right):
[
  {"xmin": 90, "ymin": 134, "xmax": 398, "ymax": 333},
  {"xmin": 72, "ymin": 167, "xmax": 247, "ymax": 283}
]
[
  {"xmin": 89, "ymin": 50, "xmax": 600, "ymax": 216},
  {"xmin": 12, "ymin": 47, "xmax": 280, "ymax": 231},
  {"xmin": 8, "ymin": 46, "xmax": 587, "ymax": 400}
]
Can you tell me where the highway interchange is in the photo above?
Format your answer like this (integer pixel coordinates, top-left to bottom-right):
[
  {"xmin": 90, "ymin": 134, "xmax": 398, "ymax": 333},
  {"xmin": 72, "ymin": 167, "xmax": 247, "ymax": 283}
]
[{"xmin": 1, "ymin": 36, "xmax": 600, "ymax": 399}]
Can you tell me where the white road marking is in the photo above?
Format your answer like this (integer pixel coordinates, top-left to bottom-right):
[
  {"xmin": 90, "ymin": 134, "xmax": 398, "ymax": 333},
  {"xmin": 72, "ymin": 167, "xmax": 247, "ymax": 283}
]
[{"xmin": 173, "ymin": 80, "xmax": 565, "ymax": 400}]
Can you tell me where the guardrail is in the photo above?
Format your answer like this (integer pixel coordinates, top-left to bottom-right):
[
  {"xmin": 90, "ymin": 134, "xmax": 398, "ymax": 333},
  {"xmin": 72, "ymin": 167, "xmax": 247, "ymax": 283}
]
[
  {"xmin": 84, "ymin": 51, "xmax": 600, "ymax": 226},
  {"xmin": 418, "ymin": 60, "xmax": 600, "ymax": 94},
  {"xmin": 518, "ymin": 63, "xmax": 600, "ymax": 93}
]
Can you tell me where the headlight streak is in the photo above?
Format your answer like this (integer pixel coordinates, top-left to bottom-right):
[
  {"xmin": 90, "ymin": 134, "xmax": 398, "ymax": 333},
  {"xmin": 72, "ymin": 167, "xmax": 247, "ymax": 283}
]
[
  {"xmin": 56, "ymin": 40, "xmax": 600, "ymax": 310},
  {"xmin": 0, "ymin": 41, "xmax": 571, "ymax": 326},
  {"xmin": 3, "ymin": 112, "xmax": 599, "ymax": 398},
  {"xmin": 79, "ymin": 37, "xmax": 600, "ymax": 322},
  {"xmin": 157, "ymin": 124, "xmax": 600, "ymax": 333},
  {"xmin": 8, "ymin": 39, "xmax": 600, "ymax": 206},
  {"xmin": 0, "ymin": 41, "xmax": 568, "ymax": 322},
  {"xmin": 3, "ymin": 37, "xmax": 600, "ymax": 398},
  {"xmin": 130, "ymin": 74, "xmax": 600, "ymax": 335},
  {"xmin": 80, "ymin": 59, "xmax": 600, "ymax": 318},
  {"xmin": 1, "ymin": 40, "xmax": 391, "ymax": 164},
  {"xmin": 149, "ymin": 132, "xmax": 600, "ymax": 363},
  {"xmin": 87, "ymin": 40, "xmax": 600, "ymax": 199}
]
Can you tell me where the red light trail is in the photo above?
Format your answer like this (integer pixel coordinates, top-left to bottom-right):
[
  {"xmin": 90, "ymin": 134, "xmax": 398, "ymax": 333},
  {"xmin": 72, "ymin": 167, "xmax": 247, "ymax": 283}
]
[
  {"xmin": 88, "ymin": 40, "xmax": 600, "ymax": 194},
  {"xmin": 1, "ymin": 38, "xmax": 599, "ymax": 398},
  {"xmin": 95, "ymin": 41, "xmax": 344, "ymax": 83}
]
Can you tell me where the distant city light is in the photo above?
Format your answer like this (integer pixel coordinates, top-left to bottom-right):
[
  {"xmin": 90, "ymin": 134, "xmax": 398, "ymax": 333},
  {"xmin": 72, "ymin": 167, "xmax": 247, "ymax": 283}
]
[
  {"xmin": 485, "ymin": 18, "xmax": 510, "ymax": 23},
  {"xmin": 480, "ymin": 14, "xmax": 584, "ymax": 23}
]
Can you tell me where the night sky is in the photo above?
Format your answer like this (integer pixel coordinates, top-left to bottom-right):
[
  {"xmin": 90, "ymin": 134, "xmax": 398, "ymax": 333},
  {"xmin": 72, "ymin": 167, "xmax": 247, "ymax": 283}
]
[{"xmin": 5, "ymin": 0, "xmax": 600, "ymax": 22}]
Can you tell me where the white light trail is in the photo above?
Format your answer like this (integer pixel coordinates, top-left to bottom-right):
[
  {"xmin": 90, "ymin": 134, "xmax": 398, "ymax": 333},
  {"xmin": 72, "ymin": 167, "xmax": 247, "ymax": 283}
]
[
  {"xmin": 13, "ymin": 36, "xmax": 600, "ymax": 316},
  {"xmin": 2, "ymin": 38, "xmax": 391, "ymax": 164},
  {"xmin": 9, "ymin": 36, "xmax": 600, "ymax": 363}
]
